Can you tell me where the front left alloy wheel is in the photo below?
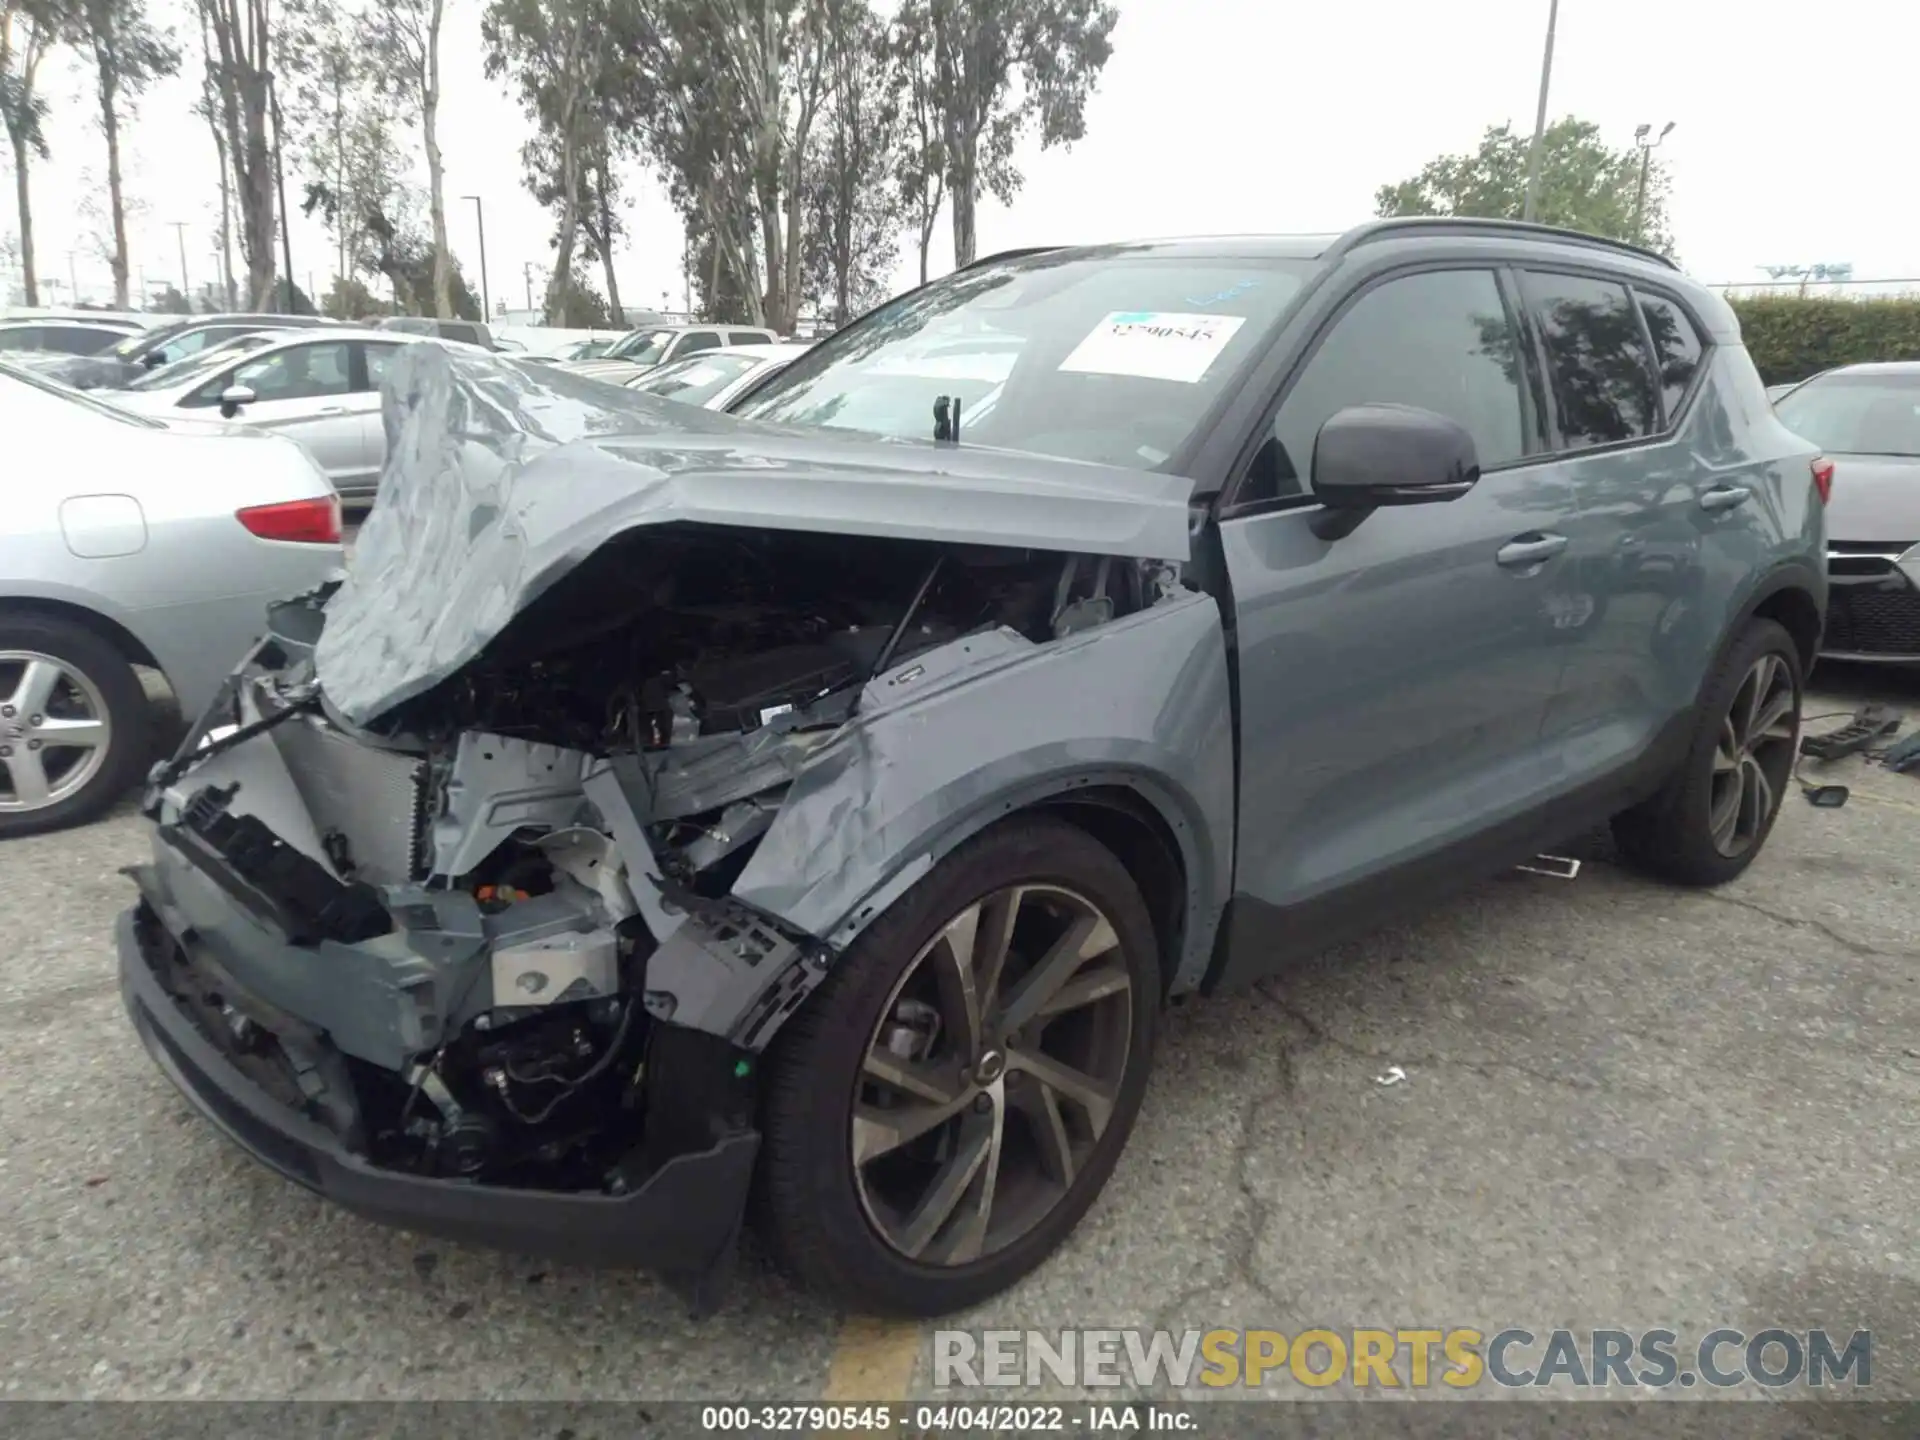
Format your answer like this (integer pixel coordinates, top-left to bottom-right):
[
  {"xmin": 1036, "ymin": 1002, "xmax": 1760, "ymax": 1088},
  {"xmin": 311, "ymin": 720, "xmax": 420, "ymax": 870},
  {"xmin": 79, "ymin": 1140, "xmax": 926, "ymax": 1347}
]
[{"xmin": 759, "ymin": 816, "xmax": 1160, "ymax": 1315}]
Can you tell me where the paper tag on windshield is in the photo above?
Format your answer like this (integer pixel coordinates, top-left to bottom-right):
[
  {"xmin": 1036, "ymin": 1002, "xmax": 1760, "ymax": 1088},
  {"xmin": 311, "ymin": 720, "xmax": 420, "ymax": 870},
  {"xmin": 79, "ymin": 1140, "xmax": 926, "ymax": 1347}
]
[{"xmin": 1058, "ymin": 311, "xmax": 1246, "ymax": 384}]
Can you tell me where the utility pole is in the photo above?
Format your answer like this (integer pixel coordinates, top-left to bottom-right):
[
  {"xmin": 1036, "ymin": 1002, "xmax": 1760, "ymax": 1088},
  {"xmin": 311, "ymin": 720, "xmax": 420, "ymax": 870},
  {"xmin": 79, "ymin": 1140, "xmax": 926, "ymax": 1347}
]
[
  {"xmin": 67, "ymin": 252, "xmax": 80, "ymax": 303},
  {"xmin": 170, "ymin": 222, "xmax": 191, "ymax": 298},
  {"xmin": 523, "ymin": 261, "xmax": 534, "ymax": 312},
  {"xmin": 464, "ymin": 195, "xmax": 491, "ymax": 319},
  {"xmin": 1520, "ymin": 0, "xmax": 1560, "ymax": 223},
  {"xmin": 1632, "ymin": 122, "xmax": 1675, "ymax": 243}
]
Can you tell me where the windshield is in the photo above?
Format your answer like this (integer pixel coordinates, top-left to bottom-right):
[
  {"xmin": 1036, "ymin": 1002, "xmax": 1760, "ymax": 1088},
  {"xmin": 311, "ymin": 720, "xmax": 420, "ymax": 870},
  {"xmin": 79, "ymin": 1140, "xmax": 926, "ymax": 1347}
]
[
  {"xmin": 121, "ymin": 332, "xmax": 275, "ymax": 392},
  {"xmin": 1775, "ymin": 372, "xmax": 1920, "ymax": 457},
  {"xmin": 733, "ymin": 249, "xmax": 1314, "ymax": 470},
  {"xmin": 110, "ymin": 322, "xmax": 185, "ymax": 359},
  {"xmin": 630, "ymin": 351, "xmax": 761, "ymax": 406},
  {"xmin": 0, "ymin": 359, "xmax": 163, "ymax": 427},
  {"xmin": 605, "ymin": 328, "xmax": 675, "ymax": 362}
]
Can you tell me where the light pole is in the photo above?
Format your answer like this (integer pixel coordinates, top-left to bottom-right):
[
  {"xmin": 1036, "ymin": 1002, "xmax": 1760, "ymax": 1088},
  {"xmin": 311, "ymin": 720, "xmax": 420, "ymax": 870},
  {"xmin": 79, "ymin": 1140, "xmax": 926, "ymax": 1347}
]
[
  {"xmin": 1520, "ymin": 0, "xmax": 1561, "ymax": 223},
  {"xmin": 1633, "ymin": 121, "xmax": 1675, "ymax": 243},
  {"xmin": 170, "ymin": 222, "xmax": 190, "ymax": 299},
  {"xmin": 463, "ymin": 195, "xmax": 491, "ymax": 319}
]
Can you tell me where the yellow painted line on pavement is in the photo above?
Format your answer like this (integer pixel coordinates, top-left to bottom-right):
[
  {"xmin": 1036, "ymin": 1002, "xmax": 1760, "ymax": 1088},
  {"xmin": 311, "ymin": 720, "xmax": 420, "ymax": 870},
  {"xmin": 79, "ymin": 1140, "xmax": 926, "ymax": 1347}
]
[{"xmin": 821, "ymin": 1315, "xmax": 923, "ymax": 1403}]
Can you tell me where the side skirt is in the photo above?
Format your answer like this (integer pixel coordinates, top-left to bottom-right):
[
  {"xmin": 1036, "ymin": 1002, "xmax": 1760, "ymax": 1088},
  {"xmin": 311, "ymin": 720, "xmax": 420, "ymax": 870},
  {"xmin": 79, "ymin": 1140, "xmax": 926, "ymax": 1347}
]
[{"xmin": 1202, "ymin": 707, "xmax": 1695, "ymax": 994}]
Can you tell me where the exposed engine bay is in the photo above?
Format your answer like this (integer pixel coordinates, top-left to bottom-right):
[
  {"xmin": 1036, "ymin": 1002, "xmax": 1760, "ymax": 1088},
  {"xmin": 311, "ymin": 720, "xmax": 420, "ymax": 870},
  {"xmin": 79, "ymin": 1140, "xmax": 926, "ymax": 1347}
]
[{"xmin": 136, "ymin": 520, "xmax": 1181, "ymax": 1207}]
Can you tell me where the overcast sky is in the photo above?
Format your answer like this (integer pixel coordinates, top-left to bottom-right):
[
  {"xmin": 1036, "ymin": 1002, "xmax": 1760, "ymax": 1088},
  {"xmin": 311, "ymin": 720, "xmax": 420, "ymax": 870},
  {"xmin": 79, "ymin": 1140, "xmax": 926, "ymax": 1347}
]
[{"xmin": 10, "ymin": 0, "xmax": 1919, "ymax": 315}]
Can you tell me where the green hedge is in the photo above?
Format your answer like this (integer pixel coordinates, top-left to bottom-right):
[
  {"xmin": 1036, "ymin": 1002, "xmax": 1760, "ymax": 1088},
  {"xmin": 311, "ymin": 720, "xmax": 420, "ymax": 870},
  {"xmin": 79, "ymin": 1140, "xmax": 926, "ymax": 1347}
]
[{"xmin": 1726, "ymin": 293, "xmax": 1920, "ymax": 385}]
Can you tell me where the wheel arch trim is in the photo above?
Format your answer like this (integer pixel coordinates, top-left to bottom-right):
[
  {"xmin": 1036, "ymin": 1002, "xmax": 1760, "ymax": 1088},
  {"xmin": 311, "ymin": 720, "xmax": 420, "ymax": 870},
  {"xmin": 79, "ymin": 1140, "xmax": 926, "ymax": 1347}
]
[{"xmin": 737, "ymin": 762, "xmax": 1227, "ymax": 1006}]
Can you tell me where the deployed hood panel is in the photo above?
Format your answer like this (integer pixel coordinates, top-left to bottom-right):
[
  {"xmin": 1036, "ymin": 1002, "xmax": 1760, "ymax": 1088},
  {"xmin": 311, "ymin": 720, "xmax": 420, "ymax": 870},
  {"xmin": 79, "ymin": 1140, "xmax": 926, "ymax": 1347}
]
[{"xmin": 315, "ymin": 343, "xmax": 1194, "ymax": 726}]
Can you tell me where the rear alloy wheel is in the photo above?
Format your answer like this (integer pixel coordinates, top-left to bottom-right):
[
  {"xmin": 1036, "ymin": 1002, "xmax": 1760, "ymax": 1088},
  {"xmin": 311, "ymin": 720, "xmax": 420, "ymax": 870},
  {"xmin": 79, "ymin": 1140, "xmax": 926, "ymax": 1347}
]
[
  {"xmin": 760, "ymin": 818, "xmax": 1160, "ymax": 1315},
  {"xmin": 0, "ymin": 617, "xmax": 150, "ymax": 838},
  {"xmin": 1706, "ymin": 652, "xmax": 1798, "ymax": 859},
  {"xmin": 1613, "ymin": 617, "xmax": 1802, "ymax": 886}
]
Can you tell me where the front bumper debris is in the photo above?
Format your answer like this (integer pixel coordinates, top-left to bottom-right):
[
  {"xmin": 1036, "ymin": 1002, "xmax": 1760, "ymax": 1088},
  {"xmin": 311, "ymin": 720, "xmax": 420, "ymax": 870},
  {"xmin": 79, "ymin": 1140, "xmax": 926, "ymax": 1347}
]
[{"xmin": 118, "ymin": 900, "xmax": 760, "ymax": 1313}]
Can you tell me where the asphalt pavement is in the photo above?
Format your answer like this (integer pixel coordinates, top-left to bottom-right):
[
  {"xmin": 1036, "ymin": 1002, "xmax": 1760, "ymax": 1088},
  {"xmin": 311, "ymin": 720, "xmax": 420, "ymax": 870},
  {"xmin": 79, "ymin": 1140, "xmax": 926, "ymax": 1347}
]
[{"xmin": 2, "ymin": 663, "xmax": 1917, "ymax": 1412}]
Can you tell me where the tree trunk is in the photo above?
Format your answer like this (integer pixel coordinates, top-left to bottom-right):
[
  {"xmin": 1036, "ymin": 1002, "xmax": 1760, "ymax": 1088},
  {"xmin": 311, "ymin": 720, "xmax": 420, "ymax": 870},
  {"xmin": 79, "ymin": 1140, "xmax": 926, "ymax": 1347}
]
[
  {"xmin": 595, "ymin": 175, "xmax": 621, "ymax": 322},
  {"xmin": 949, "ymin": 157, "xmax": 976, "ymax": 269},
  {"xmin": 546, "ymin": 122, "xmax": 579, "ymax": 322},
  {"xmin": 98, "ymin": 63, "xmax": 131, "ymax": 308},
  {"xmin": 424, "ymin": 0, "xmax": 449, "ymax": 317},
  {"xmin": 8, "ymin": 134, "xmax": 35, "ymax": 305},
  {"xmin": 210, "ymin": 113, "xmax": 236, "ymax": 309}
]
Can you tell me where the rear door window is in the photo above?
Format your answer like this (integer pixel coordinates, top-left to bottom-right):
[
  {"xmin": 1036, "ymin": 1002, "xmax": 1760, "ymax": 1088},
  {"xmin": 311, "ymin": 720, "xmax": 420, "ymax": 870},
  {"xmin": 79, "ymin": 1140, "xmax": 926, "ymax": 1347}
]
[
  {"xmin": 1520, "ymin": 271, "xmax": 1659, "ymax": 450},
  {"xmin": 43, "ymin": 325, "xmax": 117, "ymax": 354},
  {"xmin": 361, "ymin": 342, "xmax": 404, "ymax": 389}
]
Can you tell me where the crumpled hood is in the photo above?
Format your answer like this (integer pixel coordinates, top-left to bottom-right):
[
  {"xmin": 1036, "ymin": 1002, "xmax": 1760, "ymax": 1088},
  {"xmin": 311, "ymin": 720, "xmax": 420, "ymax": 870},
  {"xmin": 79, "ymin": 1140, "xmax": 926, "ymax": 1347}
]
[{"xmin": 314, "ymin": 341, "xmax": 1195, "ymax": 726}]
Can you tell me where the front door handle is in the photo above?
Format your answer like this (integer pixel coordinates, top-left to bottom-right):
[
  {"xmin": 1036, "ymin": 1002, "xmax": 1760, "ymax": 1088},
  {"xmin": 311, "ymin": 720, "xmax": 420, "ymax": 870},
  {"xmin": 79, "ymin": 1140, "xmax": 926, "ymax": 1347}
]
[
  {"xmin": 1496, "ymin": 532, "xmax": 1569, "ymax": 568},
  {"xmin": 1699, "ymin": 484, "xmax": 1752, "ymax": 512}
]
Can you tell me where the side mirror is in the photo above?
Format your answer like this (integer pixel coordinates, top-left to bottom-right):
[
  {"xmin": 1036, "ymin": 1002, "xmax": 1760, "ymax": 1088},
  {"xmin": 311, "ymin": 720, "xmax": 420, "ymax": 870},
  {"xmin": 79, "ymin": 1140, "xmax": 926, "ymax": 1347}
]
[
  {"xmin": 141, "ymin": 350, "xmax": 167, "ymax": 368},
  {"xmin": 1310, "ymin": 403, "xmax": 1480, "ymax": 540},
  {"xmin": 219, "ymin": 384, "xmax": 257, "ymax": 418}
]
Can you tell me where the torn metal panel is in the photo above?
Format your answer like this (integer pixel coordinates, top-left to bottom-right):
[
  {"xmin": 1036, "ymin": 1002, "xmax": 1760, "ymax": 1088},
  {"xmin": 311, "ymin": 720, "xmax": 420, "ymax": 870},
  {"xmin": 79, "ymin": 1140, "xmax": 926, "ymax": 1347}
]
[
  {"xmin": 315, "ymin": 343, "xmax": 1195, "ymax": 726},
  {"xmin": 730, "ymin": 590, "xmax": 1237, "ymax": 992},
  {"xmin": 430, "ymin": 732, "xmax": 600, "ymax": 878}
]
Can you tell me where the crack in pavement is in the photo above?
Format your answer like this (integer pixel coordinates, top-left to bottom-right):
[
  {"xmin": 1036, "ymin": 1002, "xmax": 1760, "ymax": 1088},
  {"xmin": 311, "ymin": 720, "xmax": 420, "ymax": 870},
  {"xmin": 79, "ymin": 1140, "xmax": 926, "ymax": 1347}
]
[
  {"xmin": 1696, "ymin": 888, "xmax": 1920, "ymax": 962},
  {"xmin": 1256, "ymin": 985, "xmax": 1614, "ymax": 1095}
]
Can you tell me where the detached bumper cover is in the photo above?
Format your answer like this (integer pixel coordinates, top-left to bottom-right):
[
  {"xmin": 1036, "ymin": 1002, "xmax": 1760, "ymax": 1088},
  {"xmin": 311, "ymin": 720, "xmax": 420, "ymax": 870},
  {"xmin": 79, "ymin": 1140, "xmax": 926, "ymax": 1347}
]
[{"xmin": 117, "ymin": 903, "xmax": 759, "ymax": 1291}]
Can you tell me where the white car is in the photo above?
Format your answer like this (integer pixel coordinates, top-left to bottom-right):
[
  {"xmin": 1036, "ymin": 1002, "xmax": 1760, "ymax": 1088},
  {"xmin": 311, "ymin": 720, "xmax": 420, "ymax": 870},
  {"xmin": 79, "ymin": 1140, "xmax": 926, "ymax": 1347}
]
[
  {"xmin": 622, "ymin": 342, "xmax": 811, "ymax": 410},
  {"xmin": 1, "ymin": 360, "xmax": 343, "ymax": 835},
  {"xmin": 106, "ymin": 327, "xmax": 441, "ymax": 504}
]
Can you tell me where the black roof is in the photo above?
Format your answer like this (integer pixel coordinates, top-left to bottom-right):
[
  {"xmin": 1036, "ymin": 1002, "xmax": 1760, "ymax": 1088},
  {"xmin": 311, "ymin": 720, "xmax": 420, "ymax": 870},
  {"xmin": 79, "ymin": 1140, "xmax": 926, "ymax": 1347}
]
[{"xmin": 967, "ymin": 218, "xmax": 1678, "ymax": 273}]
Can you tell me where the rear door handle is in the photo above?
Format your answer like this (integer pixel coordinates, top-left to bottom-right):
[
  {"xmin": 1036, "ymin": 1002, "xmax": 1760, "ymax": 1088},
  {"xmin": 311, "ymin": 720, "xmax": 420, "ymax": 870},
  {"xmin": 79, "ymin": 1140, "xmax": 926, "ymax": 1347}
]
[
  {"xmin": 1699, "ymin": 484, "xmax": 1751, "ymax": 512},
  {"xmin": 1496, "ymin": 533, "xmax": 1569, "ymax": 568}
]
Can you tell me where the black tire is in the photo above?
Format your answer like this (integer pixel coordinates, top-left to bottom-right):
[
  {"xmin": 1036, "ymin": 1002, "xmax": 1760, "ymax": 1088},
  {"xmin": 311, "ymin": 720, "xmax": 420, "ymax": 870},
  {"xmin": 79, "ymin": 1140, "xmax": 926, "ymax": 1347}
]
[
  {"xmin": 1612, "ymin": 617, "xmax": 1802, "ymax": 886},
  {"xmin": 757, "ymin": 816, "xmax": 1161, "ymax": 1316},
  {"xmin": 0, "ymin": 613, "xmax": 150, "ymax": 838}
]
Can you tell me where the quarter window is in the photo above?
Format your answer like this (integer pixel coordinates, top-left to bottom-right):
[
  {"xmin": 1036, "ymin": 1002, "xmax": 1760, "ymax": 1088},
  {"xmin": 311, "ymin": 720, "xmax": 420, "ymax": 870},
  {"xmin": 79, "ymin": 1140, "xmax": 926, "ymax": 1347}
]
[
  {"xmin": 1249, "ymin": 268, "xmax": 1526, "ymax": 504},
  {"xmin": 1636, "ymin": 292, "xmax": 1704, "ymax": 424},
  {"xmin": 1521, "ymin": 271, "xmax": 1659, "ymax": 450}
]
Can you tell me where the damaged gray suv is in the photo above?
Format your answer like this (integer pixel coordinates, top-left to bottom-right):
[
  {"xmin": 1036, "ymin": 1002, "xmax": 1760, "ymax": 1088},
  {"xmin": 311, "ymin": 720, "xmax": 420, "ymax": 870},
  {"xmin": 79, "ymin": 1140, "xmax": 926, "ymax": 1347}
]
[{"xmin": 118, "ymin": 220, "xmax": 1829, "ymax": 1317}]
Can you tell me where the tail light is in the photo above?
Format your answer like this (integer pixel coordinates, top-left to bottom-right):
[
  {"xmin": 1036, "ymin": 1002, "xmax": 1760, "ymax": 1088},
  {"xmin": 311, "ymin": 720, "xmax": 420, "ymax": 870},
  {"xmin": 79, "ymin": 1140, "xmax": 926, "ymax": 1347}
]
[
  {"xmin": 1811, "ymin": 457, "xmax": 1834, "ymax": 505},
  {"xmin": 236, "ymin": 495, "xmax": 342, "ymax": 544}
]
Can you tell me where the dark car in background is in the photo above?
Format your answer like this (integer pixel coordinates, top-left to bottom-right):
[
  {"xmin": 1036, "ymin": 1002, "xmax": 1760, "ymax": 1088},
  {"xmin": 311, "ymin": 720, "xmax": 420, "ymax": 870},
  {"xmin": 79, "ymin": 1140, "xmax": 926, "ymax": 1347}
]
[
  {"xmin": 0, "ymin": 315, "xmax": 146, "ymax": 356},
  {"xmin": 22, "ymin": 312, "xmax": 336, "ymax": 389},
  {"xmin": 375, "ymin": 315, "xmax": 499, "ymax": 350},
  {"xmin": 1774, "ymin": 362, "xmax": 1920, "ymax": 661},
  {"xmin": 117, "ymin": 220, "xmax": 1825, "ymax": 1319}
]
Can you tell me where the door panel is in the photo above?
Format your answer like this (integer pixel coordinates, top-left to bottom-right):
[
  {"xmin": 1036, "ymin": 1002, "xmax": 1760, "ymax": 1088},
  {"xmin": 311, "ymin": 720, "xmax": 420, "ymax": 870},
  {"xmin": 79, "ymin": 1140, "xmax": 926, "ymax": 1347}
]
[
  {"xmin": 1518, "ymin": 273, "xmax": 1746, "ymax": 766},
  {"xmin": 1223, "ymin": 472, "xmax": 1578, "ymax": 920},
  {"xmin": 1220, "ymin": 265, "xmax": 1584, "ymax": 982}
]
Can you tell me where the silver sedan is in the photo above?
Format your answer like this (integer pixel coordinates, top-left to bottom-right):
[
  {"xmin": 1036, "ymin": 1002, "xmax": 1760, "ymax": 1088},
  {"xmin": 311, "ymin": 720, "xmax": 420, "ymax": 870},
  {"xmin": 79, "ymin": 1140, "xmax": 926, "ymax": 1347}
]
[
  {"xmin": 623, "ymin": 341, "xmax": 811, "ymax": 410},
  {"xmin": 1, "ymin": 361, "xmax": 344, "ymax": 835},
  {"xmin": 107, "ymin": 327, "xmax": 426, "ymax": 504}
]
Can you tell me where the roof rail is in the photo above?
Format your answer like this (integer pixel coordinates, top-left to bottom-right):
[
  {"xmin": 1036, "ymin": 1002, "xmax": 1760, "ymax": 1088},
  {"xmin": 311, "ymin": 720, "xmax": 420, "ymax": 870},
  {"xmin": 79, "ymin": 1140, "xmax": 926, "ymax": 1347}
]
[
  {"xmin": 958, "ymin": 245, "xmax": 1062, "ymax": 272},
  {"xmin": 1328, "ymin": 217, "xmax": 1679, "ymax": 271}
]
